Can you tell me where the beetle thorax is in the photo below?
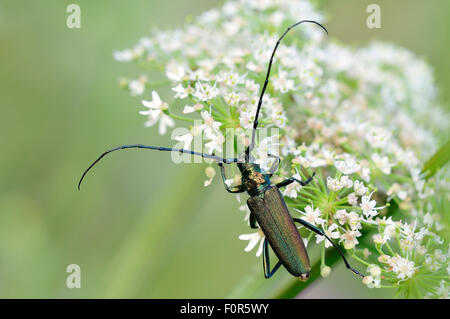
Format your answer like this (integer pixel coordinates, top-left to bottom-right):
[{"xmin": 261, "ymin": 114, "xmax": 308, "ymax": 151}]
[{"xmin": 238, "ymin": 163, "xmax": 270, "ymax": 196}]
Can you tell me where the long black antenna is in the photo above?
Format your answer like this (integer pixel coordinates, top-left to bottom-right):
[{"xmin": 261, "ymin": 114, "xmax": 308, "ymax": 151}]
[
  {"xmin": 78, "ymin": 144, "xmax": 238, "ymax": 190},
  {"xmin": 246, "ymin": 20, "xmax": 328, "ymax": 161}
]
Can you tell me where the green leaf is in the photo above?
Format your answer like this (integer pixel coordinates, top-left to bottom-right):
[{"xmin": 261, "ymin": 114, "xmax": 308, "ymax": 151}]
[{"xmin": 422, "ymin": 139, "xmax": 450, "ymax": 179}]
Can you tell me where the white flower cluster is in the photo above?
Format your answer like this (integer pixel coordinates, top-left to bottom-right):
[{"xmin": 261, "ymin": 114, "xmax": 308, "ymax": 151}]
[{"xmin": 115, "ymin": 0, "xmax": 449, "ymax": 298}]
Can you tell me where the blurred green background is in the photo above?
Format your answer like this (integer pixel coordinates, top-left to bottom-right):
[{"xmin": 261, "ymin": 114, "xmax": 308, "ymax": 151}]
[{"xmin": 0, "ymin": 0, "xmax": 448, "ymax": 298}]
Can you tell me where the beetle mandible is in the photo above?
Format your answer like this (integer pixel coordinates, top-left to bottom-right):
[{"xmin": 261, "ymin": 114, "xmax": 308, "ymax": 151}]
[{"xmin": 78, "ymin": 20, "xmax": 365, "ymax": 280}]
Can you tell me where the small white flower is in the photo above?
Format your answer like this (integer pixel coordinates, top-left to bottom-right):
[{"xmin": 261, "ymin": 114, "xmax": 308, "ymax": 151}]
[
  {"xmin": 400, "ymin": 220, "xmax": 427, "ymax": 243},
  {"xmin": 327, "ymin": 176, "xmax": 344, "ymax": 191},
  {"xmin": 200, "ymin": 111, "xmax": 222, "ymax": 135},
  {"xmin": 239, "ymin": 228, "xmax": 265, "ymax": 257},
  {"xmin": 172, "ymin": 84, "xmax": 192, "ymax": 99},
  {"xmin": 360, "ymin": 194, "xmax": 377, "ymax": 218},
  {"xmin": 348, "ymin": 212, "xmax": 362, "ymax": 230},
  {"xmin": 340, "ymin": 229, "xmax": 361, "ymax": 249},
  {"xmin": 142, "ymin": 91, "xmax": 167, "ymax": 111},
  {"xmin": 316, "ymin": 223, "xmax": 340, "ymax": 248},
  {"xmin": 387, "ymin": 183, "xmax": 408, "ymax": 200},
  {"xmin": 283, "ymin": 173, "xmax": 302, "ymax": 198},
  {"xmin": 363, "ymin": 248, "xmax": 372, "ymax": 259},
  {"xmin": 360, "ymin": 192, "xmax": 385, "ymax": 219},
  {"xmin": 423, "ymin": 212, "xmax": 434, "ymax": 227},
  {"xmin": 140, "ymin": 91, "xmax": 174, "ymax": 135},
  {"xmin": 129, "ymin": 78, "xmax": 146, "ymax": 96},
  {"xmin": 368, "ymin": 264, "xmax": 382, "ymax": 277},
  {"xmin": 224, "ymin": 92, "xmax": 241, "ymax": 107},
  {"xmin": 348, "ymin": 192, "xmax": 358, "ymax": 206},
  {"xmin": 182, "ymin": 103, "xmax": 204, "ymax": 114},
  {"xmin": 354, "ymin": 180, "xmax": 368, "ymax": 196},
  {"xmin": 366, "ymin": 127, "xmax": 391, "ymax": 148},
  {"xmin": 174, "ymin": 133, "xmax": 193, "ymax": 150},
  {"xmin": 362, "ymin": 275, "xmax": 381, "ymax": 288},
  {"xmin": 335, "ymin": 209, "xmax": 349, "ymax": 225},
  {"xmin": 416, "ymin": 245, "xmax": 427, "ymax": 255},
  {"xmin": 204, "ymin": 131, "xmax": 225, "ymax": 154},
  {"xmin": 378, "ymin": 255, "xmax": 391, "ymax": 264},
  {"xmin": 335, "ymin": 158, "xmax": 360, "ymax": 175},
  {"xmin": 390, "ymin": 256, "xmax": 416, "ymax": 280},
  {"xmin": 166, "ymin": 60, "xmax": 185, "ymax": 82},
  {"xmin": 272, "ymin": 69, "xmax": 295, "ymax": 93},
  {"xmin": 188, "ymin": 68, "xmax": 209, "ymax": 81},
  {"xmin": 193, "ymin": 82, "xmax": 219, "ymax": 101},
  {"xmin": 268, "ymin": 11, "xmax": 285, "ymax": 27},
  {"xmin": 371, "ymin": 153, "xmax": 394, "ymax": 174},
  {"xmin": 245, "ymin": 79, "xmax": 260, "ymax": 92},
  {"xmin": 297, "ymin": 205, "xmax": 325, "ymax": 226},
  {"xmin": 434, "ymin": 281, "xmax": 449, "ymax": 299},
  {"xmin": 359, "ymin": 167, "xmax": 371, "ymax": 183},
  {"xmin": 113, "ymin": 49, "xmax": 134, "ymax": 62},
  {"xmin": 340, "ymin": 175, "xmax": 353, "ymax": 188},
  {"xmin": 217, "ymin": 70, "xmax": 245, "ymax": 87},
  {"xmin": 198, "ymin": 8, "xmax": 220, "ymax": 24},
  {"xmin": 222, "ymin": 16, "xmax": 245, "ymax": 36}
]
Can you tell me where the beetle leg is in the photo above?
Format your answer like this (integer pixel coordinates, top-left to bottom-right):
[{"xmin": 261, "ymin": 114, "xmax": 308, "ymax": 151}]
[
  {"xmin": 218, "ymin": 162, "xmax": 246, "ymax": 193},
  {"xmin": 293, "ymin": 218, "xmax": 365, "ymax": 278},
  {"xmin": 276, "ymin": 172, "xmax": 316, "ymax": 188},
  {"xmin": 263, "ymin": 238, "xmax": 282, "ymax": 279}
]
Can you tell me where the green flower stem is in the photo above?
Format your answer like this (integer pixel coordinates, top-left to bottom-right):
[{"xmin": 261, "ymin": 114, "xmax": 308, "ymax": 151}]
[
  {"xmin": 413, "ymin": 280, "xmax": 423, "ymax": 299},
  {"xmin": 385, "ymin": 242, "xmax": 396, "ymax": 256},
  {"xmin": 376, "ymin": 247, "xmax": 385, "ymax": 255},
  {"xmin": 420, "ymin": 283, "xmax": 438, "ymax": 295},
  {"xmin": 328, "ymin": 190, "xmax": 336, "ymax": 203},
  {"xmin": 298, "ymin": 191, "xmax": 319, "ymax": 201},
  {"xmin": 334, "ymin": 198, "xmax": 349, "ymax": 205},
  {"xmin": 167, "ymin": 110, "xmax": 196, "ymax": 123},
  {"xmin": 395, "ymin": 234, "xmax": 404, "ymax": 257},
  {"xmin": 316, "ymin": 171, "xmax": 327, "ymax": 193},
  {"xmin": 351, "ymin": 253, "xmax": 370, "ymax": 267},
  {"xmin": 212, "ymin": 103, "xmax": 230, "ymax": 119}
]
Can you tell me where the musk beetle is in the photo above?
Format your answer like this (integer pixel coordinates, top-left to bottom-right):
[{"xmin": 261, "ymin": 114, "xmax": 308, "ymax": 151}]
[{"xmin": 79, "ymin": 20, "xmax": 364, "ymax": 280}]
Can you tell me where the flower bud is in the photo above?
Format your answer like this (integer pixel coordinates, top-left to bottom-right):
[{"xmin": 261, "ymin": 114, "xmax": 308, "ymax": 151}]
[
  {"xmin": 378, "ymin": 254, "xmax": 391, "ymax": 264},
  {"xmin": 320, "ymin": 265, "xmax": 331, "ymax": 278},
  {"xmin": 367, "ymin": 264, "xmax": 381, "ymax": 277}
]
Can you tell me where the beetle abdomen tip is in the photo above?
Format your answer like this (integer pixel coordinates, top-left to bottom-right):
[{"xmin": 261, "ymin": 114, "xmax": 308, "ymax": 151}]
[{"xmin": 299, "ymin": 272, "xmax": 310, "ymax": 281}]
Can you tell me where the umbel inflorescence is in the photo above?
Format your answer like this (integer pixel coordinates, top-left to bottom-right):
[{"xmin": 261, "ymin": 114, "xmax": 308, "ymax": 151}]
[{"xmin": 114, "ymin": 0, "xmax": 449, "ymax": 298}]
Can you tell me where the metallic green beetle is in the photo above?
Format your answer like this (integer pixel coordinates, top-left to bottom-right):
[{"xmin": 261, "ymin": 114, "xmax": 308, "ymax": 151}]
[
  {"xmin": 79, "ymin": 20, "xmax": 364, "ymax": 280},
  {"xmin": 225, "ymin": 160, "xmax": 363, "ymax": 279}
]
